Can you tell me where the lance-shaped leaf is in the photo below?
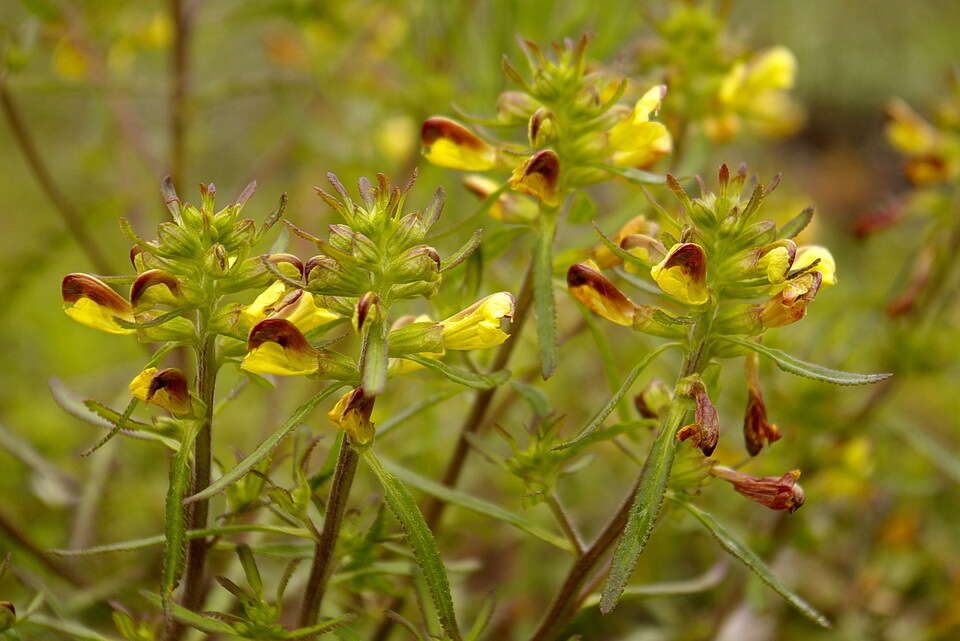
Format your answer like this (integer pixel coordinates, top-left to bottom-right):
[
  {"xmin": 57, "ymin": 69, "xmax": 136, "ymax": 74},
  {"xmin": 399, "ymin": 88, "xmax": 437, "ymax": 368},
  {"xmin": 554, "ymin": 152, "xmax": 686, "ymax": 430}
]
[
  {"xmin": 675, "ymin": 499, "xmax": 830, "ymax": 628},
  {"xmin": 142, "ymin": 591, "xmax": 235, "ymax": 635},
  {"xmin": 601, "ymin": 402, "xmax": 687, "ymax": 613},
  {"xmin": 778, "ymin": 207, "xmax": 814, "ymax": 239},
  {"xmin": 596, "ymin": 164, "xmax": 667, "ymax": 185},
  {"xmin": 442, "ymin": 229, "xmax": 484, "ymax": 272},
  {"xmin": 361, "ymin": 449, "xmax": 462, "ymax": 641},
  {"xmin": 403, "ymin": 354, "xmax": 510, "ymax": 390},
  {"xmin": 360, "ymin": 313, "xmax": 388, "ymax": 396},
  {"xmin": 720, "ymin": 336, "xmax": 892, "ymax": 386},
  {"xmin": 534, "ymin": 211, "xmax": 559, "ymax": 378},
  {"xmin": 183, "ymin": 384, "xmax": 342, "ymax": 505},
  {"xmin": 555, "ymin": 342, "xmax": 682, "ymax": 449},
  {"xmin": 162, "ymin": 420, "xmax": 201, "ymax": 615}
]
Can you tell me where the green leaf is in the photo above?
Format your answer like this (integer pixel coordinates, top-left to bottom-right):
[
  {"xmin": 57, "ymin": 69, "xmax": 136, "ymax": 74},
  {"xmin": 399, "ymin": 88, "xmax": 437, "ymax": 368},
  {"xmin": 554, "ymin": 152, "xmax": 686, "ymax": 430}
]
[
  {"xmin": 596, "ymin": 164, "xmax": 667, "ymax": 185},
  {"xmin": 380, "ymin": 457, "xmax": 573, "ymax": 552},
  {"xmin": 601, "ymin": 403, "xmax": 687, "ymax": 613},
  {"xmin": 465, "ymin": 593, "xmax": 496, "ymax": 641},
  {"xmin": 556, "ymin": 343, "xmax": 681, "ymax": 450},
  {"xmin": 719, "ymin": 336, "xmax": 892, "ymax": 386},
  {"xmin": 510, "ymin": 380, "xmax": 552, "ymax": 417},
  {"xmin": 567, "ymin": 191, "xmax": 597, "ymax": 225},
  {"xmin": 442, "ymin": 229, "xmax": 484, "ymax": 272},
  {"xmin": 80, "ymin": 398, "xmax": 139, "ymax": 457},
  {"xmin": 50, "ymin": 524, "xmax": 312, "ymax": 556},
  {"xmin": 141, "ymin": 591, "xmax": 236, "ymax": 635},
  {"xmin": 361, "ymin": 450, "xmax": 462, "ymax": 641},
  {"xmin": 21, "ymin": 614, "xmax": 122, "ymax": 641},
  {"xmin": 581, "ymin": 560, "xmax": 728, "ymax": 609},
  {"xmin": 361, "ymin": 316, "xmax": 388, "ymax": 396},
  {"xmin": 534, "ymin": 211, "xmax": 559, "ymax": 378},
  {"xmin": 162, "ymin": 422, "xmax": 200, "ymax": 614},
  {"xmin": 886, "ymin": 418, "xmax": 960, "ymax": 483},
  {"xmin": 778, "ymin": 207, "xmax": 814, "ymax": 239},
  {"xmin": 590, "ymin": 222, "xmax": 647, "ymax": 270},
  {"xmin": 404, "ymin": 355, "xmax": 510, "ymax": 390},
  {"xmin": 183, "ymin": 384, "xmax": 342, "ymax": 505},
  {"xmin": 676, "ymin": 499, "xmax": 831, "ymax": 628},
  {"xmin": 285, "ymin": 614, "xmax": 357, "ymax": 638}
]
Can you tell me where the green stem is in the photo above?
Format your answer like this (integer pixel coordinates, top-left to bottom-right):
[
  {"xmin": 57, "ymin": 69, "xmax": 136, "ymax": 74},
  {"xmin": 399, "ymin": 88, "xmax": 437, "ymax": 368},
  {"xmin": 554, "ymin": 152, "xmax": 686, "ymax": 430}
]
[
  {"xmin": 545, "ymin": 492, "xmax": 586, "ymax": 556},
  {"xmin": 299, "ymin": 438, "xmax": 360, "ymax": 628}
]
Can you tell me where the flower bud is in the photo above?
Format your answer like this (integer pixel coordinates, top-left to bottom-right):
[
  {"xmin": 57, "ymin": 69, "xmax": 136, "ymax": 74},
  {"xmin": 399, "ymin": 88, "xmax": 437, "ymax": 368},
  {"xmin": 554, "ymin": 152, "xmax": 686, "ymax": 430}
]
[
  {"xmin": 204, "ymin": 243, "xmax": 231, "ymax": 276},
  {"xmin": 528, "ymin": 107, "xmax": 556, "ymax": 147},
  {"xmin": 328, "ymin": 387, "xmax": 375, "ymax": 445},
  {"xmin": 509, "ymin": 150, "xmax": 561, "ymax": 206},
  {"xmin": 421, "ymin": 116, "xmax": 497, "ymax": 170},
  {"xmin": 462, "ymin": 175, "xmax": 538, "ymax": 223},
  {"xmin": 328, "ymin": 224, "xmax": 379, "ymax": 263},
  {"xmin": 128, "ymin": 367, "xmax": 191, "ymax": 415},
  {"xmin": 650, "ymin": 243, "xmax": 710, "ymax": 305},
  {"xmin": 439, "ymin": 292, "xmax": 515, "ymax": 350},
  {"xmin": 743, "ymin": 353, "xmax": 781, "ymax": 456},
  {"xmin": 352, "ymin": 292, "xmax": 382, "ymax": 334},
  {"xmin": 0, "ymin": 601, "xmax": 15, "ymax": 632},
  {"xmin": 634, "ymin": 378, "xmax": 672, "ymax": 418},
  {"xmin": 388, "ymin": 320, "xmax": 444, "ymax": 356},
  {"xmin": 591, "ymin": 215, "xmax": 660, "ymax": 269},
  {"xmin": 567, "ymin": 261, "xmax": 637, "ymax": 326},
  {"xmin": 620, "ymin": 234, "xmax": 667, "ymax": 273},
  {"xmin": 130, "ymin": 269, "xmax": 182, "ymax": 309},
  {"xmin": 61, "ymin": 273, "xmax": 136, "ymax": 335},
  {"xmin": 711, "ymin": 465, "xmax": 805, "ymax": 512},
  {"xmin": 129, "ymin": 244, "xmax": 162, "ymax": 273},
  {"xmin": 759, "ymin": 271, "xmax": 822, "ymax": 328},
  {"xmin": 305, "ymin": 254, "xmax": 368, "ymax": 296},
  {"xmin": 315, "ymin": 349, "xmax": 360, "ymax": 382},
  {"xmin": 241, "ymin": 318, "xmax": 317, "ymax": 376},
  {"xmin": 676, "ymin": 378, "xmax": 719, "ymax": 456},
  {"xmin": 496, "ymin": 90, "xmax": 540, "ymax": 124},
  {"xmin": 390, "ymin": 244, "xmax": 441, "ymax": 284},
  {"xmin": 794, "ymin": 245, "xmax": 837, "ymax": 286}
]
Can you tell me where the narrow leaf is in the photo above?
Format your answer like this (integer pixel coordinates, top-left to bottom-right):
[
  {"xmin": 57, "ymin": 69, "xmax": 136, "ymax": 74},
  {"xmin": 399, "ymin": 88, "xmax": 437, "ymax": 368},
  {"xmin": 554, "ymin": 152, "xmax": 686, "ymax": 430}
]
[
  {"xmin": 141, "ymin": 591, "xmax": 236, "ymax": 635},
  {"xmin": 285, "ymin": 613, "xmax": 357, "ymax": 638},
  {"xmin": 581, "ymin": 560, "xmax": 728, "ymax": 609},
  {"xmin": 465, "ymin": 593, "xmax": 497, "ymax": 641},
  {"xmin": 362, "ymin": 450, "xmax": 462, "ymax": 641},
  {"xmin": 534, "ymin": 212, "xmax": 559, "ymax": 378},
  {"xmin": 162, "ymin": 422, "xmax": 200, "ymax": 614},
  {"xmin": 442, "ymin": 229, "xmax": 484, "ymax": 272},
  {"xmin": 81, "ymin": 398, "xmax": 139, "ymax": 457},
  {"xmin": 556, "ymin": 343, "xmax": 681, "ymax": 450},
  {"xmin": 183, "ymin": 384, "xmax": 342, "ymax": 505},
  {"xmin": 566, "ymin": 190, "xmax": 597, "ymax": 225},
  {"xmin": 601, "ymin": 403, "xmax": 687, "ymax": 613},
  {"xmin": 22, "ymin": 614, "xmax": 123, "ymax": 641},
  {"xmin": 778, "ymin": 207, "xmax": 814, "ymax": 239},
  {"xmin": 380, "ymin": 457, "xmax": 572, "ymax": 552},
  {"xmin": 361, "ymin": 317, "xmax": 388, "ymax": 396},
  {"xmin": 597, "ymin": 164, "xmax": 667, "ymax": 185},
  {"xmin": 720, "ymin": 336, "xmax": 892, "ymax": 386},
  {"xmin": 50, "ymin": 524, "xmax": 312, "ymax": 556},
  {"xmin": 677, "ymin": 499, "xmax": 831, "ymax": 628},
  {"xmin": 404, "ymin": 355, "xmax": 510, "ymax": 390}
]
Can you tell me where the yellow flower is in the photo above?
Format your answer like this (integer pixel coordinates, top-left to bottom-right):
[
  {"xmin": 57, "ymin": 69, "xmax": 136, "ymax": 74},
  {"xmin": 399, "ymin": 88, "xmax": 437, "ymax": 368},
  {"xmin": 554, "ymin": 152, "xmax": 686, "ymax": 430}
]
[
  {"xmin": 567, "ymin": 261, "xmax": 637, "ymax": 327},
  {"xmin": 439, "ymin": 292, "xmax": 515, "ymax": 350},
  {"xmin": 713, "ymin": 47, "xmax": 801, "ymax": 141},
  {"xmin": 328, "ymin": 387, "xmax": 375, "ymax": 445},
  {"xmin": 61, "ymin": 273, "xmax": 136, "ymax": 335},
  {"xmin": 241, "ymin": 319, "xmax": 317, "ymax": 376},
  {"xmin": 128, "ymin": 367, "xmax": 191, "ymax": 415},
  {"xmin": 508, "ymin": 150, "xmax": 561, "ymax": 206},
  {"xmin": 795, "ymin": 245, "xmax": 837, "ymax": 286},
  {"xmin": 885, "ymin": 98, "xmax": 938, "ymax": 155},
  {"xmin": 130, "ymin": 269, "xmax": 182, "ymax": 309},
  {"xmin": 462, "ymin": 174, "xmax": 537, "ymax": 223},
  {"xmin": 242, "ymin": 282, "xmax": 338, "ymax": 333},
  {"xmin": 421, "ymin": 116, "xmax": 497, "ymax": 171},
  {"xmin": 650, "ymin": 243, "xmax": 710, "ymax": 305},
  {"xmin": 757, "ymin": 245, "xmax": 793, "ymax": 284},
  {"xmin": 609, "ymin": 85, "xmax": 673, "ymax": 167}
]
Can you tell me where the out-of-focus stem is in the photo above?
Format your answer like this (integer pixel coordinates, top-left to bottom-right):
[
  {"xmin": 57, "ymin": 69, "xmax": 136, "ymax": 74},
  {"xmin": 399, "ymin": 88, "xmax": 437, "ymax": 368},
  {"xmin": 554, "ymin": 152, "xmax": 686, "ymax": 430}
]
[
  {"xmin": 0, "ymin": 510, "xmax": 85, "ymax": 587},
  {"xmin": 298, "ymin": 440, "xmax": 360, "ymax": 627},
  {"xmin": 0, "ymin": 78, "xmax": 113, "ymax": 274},
  {"xmin": 546, "ymin": 492, "xmax": 586, "ymax": 556},
  {"xmin": 168, "ymin": 0, "xmax": 194, "ymax": 195}
]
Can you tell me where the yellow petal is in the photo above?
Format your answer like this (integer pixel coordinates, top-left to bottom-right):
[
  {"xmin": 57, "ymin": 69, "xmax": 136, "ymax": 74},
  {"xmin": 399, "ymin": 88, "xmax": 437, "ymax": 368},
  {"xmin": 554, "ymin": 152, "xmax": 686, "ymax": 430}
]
[
  {"xmin": 241, "ymin": 319, "xmax": 317, "ymax": 376},
  {"xmin": 421, "ymin": 117, "xmax": 496, "ymax": 171},
  {"xmin": 567, "ymin": 261, "xmax": 636, "ymax": 326},
  {"xmin": 440, "ymin": 292, "xmax": 515, "ymax": 350},
  {"xmin": 328, "ymin": 388, "xmax": 375, "ymax": 445},
  {"xmin": 128, "ymin": 367, "xmax": 191, "ymax": 415},
  {"xmin": 795, "ymin": 245, "xmax": 837, "ymax": 286},
  {"xmin": 61, "ymin": 273, "xmax": 136, "ymax": 335},
  {"xmin": 508, "ymin": 150, "xmax": 560, "ymax": 206},
  {"xmin": 650, "ymin": 243, "xmax": 710, "ymax": 305}
]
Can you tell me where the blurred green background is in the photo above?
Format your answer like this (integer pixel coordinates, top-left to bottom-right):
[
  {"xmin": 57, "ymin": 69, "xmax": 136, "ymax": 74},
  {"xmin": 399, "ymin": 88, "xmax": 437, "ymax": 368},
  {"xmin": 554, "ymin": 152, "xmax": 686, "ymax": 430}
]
[{"xmin": 1, "ymin": 1, "xmax": 959, "ymax": 640}]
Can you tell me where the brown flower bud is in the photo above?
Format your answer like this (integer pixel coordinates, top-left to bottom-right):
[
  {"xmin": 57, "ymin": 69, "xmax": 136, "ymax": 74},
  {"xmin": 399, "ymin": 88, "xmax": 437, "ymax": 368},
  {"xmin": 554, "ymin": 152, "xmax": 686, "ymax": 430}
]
[{"xmin": 711, "ymin": 465, "xmax": 805, "ymax": 512}]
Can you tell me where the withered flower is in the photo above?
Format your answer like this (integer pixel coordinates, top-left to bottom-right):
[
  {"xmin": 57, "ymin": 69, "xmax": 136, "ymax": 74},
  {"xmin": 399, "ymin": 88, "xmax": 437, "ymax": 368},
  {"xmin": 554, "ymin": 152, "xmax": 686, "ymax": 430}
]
[
  {"xmin": 759, "ymin": 271, "xmax": 822, "ymax": 328},
  {"xmin": 743, "ymin": 352, "xmax": 781, "ymax": 456},
  {"xmin": 676, "ymin": 378, "xmax": 719, "ymax": 456},
  {"xmin": 711, "ymin": 465, "xmax": 805, "ymax": 512}
]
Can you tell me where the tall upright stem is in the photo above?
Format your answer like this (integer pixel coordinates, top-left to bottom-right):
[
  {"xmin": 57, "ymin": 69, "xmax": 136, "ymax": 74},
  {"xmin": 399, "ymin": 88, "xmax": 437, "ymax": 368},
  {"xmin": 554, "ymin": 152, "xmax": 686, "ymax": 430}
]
[
  {"xmin": 168, "ymin": 0, "xmax": 193, "ymax": 194},
  {"xmin": 177, "ymin": 335, "xmax": 217, "ymax": 620},
  {"xmin": 299, "ymin": 440, "xmax": 360, "ymax": 627}
]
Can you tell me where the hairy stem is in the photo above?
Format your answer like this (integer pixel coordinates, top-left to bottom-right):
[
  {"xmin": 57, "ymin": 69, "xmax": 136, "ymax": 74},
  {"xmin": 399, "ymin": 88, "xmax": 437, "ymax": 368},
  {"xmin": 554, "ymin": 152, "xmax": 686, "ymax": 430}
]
[
  {"xmin": 0, "ymin": 78, "xmax": 113, "ymax": 274},
  {"xmin": 299, "ymin": 439, "xmax": 360, "ymax": 628},
  {"xmin": 546, "ymin": 492, "xmax": 586, "ymax": 556}
]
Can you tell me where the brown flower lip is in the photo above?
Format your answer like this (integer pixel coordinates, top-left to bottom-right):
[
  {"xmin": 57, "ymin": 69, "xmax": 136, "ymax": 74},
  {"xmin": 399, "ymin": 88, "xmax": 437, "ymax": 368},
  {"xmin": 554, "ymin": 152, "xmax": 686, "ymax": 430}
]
[
  {"xmin": 147, "ymin": 368, "xmax": 189, "ymax": 405},
  {"xmin": 247, "ymin": 318, "xmax": 312, "ymax": 352},
  {"xmin": 421, "ymin": 116, "xmax": 488, "ymax": 150},
  {"xmin": 566, "ymin": 262, "xmax": 636, "ymax": 326},
  {"xmin": 663, "ymin": 243, "xmax": 707, "ymax": 278},
  {"xmin": 130, "ymin": 269, "xmax": 182, "ymax": 307},
  {"xmin": 61, "ymin": 273, "xmax": 131, "ymax": 313},
  {"xmin": 267, "ymin": 253, "xmax": 305, "ymax": 279}
]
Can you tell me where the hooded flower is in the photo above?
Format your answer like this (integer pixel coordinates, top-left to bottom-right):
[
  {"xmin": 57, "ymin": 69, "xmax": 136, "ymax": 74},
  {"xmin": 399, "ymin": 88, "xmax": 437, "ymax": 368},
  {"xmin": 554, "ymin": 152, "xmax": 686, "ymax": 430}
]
[
  {"xmin": 711, "ymin": 465, "xmax": 805, "ymax": 512},
  {"xmin": 61, "ymin": 273, "xmax": 136, "ymax": 335},
  {"xmin": 439, "ymin": 292, "xmax": 515, "ymax": 350},
  {"xmin": 130, "ymin": 269, "xmax": 182, "ymax": 309},
  {"xmin": 128, "ymin": 367, "xmax": 191, "ymax": 415},
  {"xmin": 608, "ymin": 85, "xmax": 673, "ymax": 168},
  {"xmin": 421, "ymin": 116, "xmax": 497, "ymax": 171},
  {"xmin": 242, "ymin": 282, "xmax": 338, "ymax": 333},
  {"xmin": 759, "ymin": 271, "xmax": 822, "ymax": 328},
  {"xmin": 650, "ymin": 243, "xmax": 710, "ymax": 305},
  {"xmin": 508, "ymin": 150, "xmax": 561, "ymax": 206},
  {"xmin": 794, "ymin": 245, "xmax": 837, "ymax": 286},
  {"xmin": 241, "ymin": 318, "xmax": 317, "ymax": 376},
  {"xmin": 328, "ymin": 387, "xmax": 375, "ymax": 445},
  {"xmin": 567, "ymin": 261, "xmax": 637, "ymax": 326}
]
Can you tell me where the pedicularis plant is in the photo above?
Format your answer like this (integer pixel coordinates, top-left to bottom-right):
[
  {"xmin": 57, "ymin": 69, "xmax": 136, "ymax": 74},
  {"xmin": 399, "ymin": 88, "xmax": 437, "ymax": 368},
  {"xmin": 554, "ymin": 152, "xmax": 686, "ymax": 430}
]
[{"xmin": 10, "ymin": 21, "xmax": 897, "ymax": 641}]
